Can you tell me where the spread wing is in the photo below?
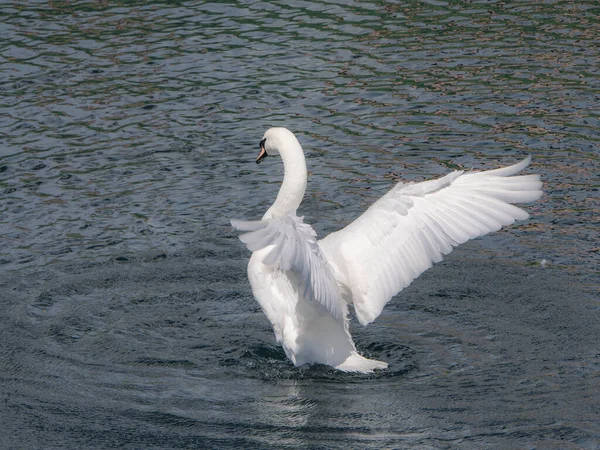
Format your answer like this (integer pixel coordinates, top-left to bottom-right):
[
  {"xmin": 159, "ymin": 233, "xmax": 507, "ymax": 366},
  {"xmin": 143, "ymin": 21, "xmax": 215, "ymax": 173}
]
[
  {"xmin": 231, "ymin": 214, "xmax": 346, "ymax": 320},
  {"xmin": 318, "ymin": 156, "xmax": 543, "ymax": 326}
]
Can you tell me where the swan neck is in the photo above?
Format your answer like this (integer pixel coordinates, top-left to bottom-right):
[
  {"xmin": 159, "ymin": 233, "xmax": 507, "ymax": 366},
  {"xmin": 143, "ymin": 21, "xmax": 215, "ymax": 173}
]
[{"xmin": 264, "ymin": 141, "xmax": 307, "ymax": 219}]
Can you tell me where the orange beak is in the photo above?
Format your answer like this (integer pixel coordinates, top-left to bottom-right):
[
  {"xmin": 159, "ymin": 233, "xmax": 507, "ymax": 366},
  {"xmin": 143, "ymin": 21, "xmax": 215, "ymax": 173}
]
[{"xmin": 256, "ymin": 145, "xmax": 268, "ymax": 164}]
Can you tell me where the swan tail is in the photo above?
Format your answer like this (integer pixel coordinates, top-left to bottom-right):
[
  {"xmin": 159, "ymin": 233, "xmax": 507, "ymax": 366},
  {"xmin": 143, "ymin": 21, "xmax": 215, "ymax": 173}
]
[{"xmin": 335, "ymin": 352, "xmax": 388, "ymax": 373}]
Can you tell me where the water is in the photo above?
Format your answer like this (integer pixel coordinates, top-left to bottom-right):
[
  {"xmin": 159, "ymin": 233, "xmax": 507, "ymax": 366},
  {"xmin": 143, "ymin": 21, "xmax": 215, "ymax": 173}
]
[{"xmin": 1, "ymin": 0, "xmax": 598, "ymax": 448}]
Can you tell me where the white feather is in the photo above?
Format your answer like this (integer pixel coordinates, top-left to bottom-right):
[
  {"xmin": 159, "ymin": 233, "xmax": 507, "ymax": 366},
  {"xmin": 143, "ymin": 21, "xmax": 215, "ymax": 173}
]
[
  {"xmin": 319, "ymin": 157, "xmax": 543, "ymax": 325},
  {"xmin": 232, "ymin": 127, "xmax": 543, "ymax": 372},
  {"xmin": 232, "ymin": 215, "xmax": 346, "ymax": 321}
]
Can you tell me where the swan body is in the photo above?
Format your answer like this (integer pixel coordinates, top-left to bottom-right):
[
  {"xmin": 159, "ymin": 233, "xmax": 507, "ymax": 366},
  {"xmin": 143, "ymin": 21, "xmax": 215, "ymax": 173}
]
[{"xmin": 232, "ymin": 127, "xmax": 542, "ymax": 373}]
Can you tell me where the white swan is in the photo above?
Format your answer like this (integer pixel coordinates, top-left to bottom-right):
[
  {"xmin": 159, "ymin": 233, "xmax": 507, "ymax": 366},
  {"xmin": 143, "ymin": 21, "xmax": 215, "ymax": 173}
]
[{"xmin": 232, "ymin": 127, "xmax": 542, "ymax": 373}]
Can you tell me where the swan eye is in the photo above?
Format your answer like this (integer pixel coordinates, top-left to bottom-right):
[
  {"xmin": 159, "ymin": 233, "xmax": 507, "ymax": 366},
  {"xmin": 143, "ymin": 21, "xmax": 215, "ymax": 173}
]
[{"xmin": 259, "ymin": 138, "xmax": 266, "ymax": 151}]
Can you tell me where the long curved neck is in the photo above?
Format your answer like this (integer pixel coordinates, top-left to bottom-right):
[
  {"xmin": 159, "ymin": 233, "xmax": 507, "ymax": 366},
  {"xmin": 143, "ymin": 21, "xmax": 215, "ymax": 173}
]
[{"xmin": 263, "ymin": 140, "xmax": 307, "ymax": 219}]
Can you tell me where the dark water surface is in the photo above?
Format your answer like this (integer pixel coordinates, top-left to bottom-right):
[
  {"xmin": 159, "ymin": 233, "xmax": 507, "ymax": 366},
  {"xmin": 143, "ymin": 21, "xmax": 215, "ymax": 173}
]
[{"xmin": 1, "ymin": 1, "xmax": 598, "ymax": 448}]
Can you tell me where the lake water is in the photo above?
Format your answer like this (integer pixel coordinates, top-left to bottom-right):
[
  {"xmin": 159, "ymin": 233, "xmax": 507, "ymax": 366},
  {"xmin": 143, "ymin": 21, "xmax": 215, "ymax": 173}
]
[{"xmin": 1, "ymin": 1, "xmax": 598, "ymax": 448}]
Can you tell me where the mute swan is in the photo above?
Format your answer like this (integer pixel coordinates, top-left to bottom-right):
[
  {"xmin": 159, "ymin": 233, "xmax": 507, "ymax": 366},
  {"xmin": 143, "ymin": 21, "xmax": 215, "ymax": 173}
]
[{"xmin": 232, "ymin": 127, "xmax": 542, "ymax": 373}]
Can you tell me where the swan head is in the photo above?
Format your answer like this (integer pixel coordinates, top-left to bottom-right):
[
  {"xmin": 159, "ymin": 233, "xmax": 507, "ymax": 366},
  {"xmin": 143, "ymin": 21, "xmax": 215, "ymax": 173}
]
[{"xmin": 256, "ymin": 127, "xmax": 299, "ymax": 164}]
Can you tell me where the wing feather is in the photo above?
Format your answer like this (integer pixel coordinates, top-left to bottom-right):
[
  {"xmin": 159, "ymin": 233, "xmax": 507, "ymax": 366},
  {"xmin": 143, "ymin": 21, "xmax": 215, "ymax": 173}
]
[
  {"xmin": 319, "ymin": 157, "xmax": 542, "ymax": 325},
  {"xmin": 232, "ymin": 214, "xmax": 346, "ymax": 320}
]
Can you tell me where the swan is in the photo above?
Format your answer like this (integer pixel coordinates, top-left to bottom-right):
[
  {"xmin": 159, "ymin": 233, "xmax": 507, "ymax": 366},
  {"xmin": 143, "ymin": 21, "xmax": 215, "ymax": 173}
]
[{"xmin": 231, "ymin": 127, "xmax": 542, "ymax": 373}]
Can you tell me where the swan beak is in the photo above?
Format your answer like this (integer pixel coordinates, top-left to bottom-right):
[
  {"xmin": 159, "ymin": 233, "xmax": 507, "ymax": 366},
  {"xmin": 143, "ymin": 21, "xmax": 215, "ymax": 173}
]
[{"xmin": 256, "ymin": 146, "xmax": 268, "ymax": 164}]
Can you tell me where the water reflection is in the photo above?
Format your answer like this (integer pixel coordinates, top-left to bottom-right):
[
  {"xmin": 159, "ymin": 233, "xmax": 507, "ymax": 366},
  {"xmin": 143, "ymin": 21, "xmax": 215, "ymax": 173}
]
[{"xmin": 251, "ymin": 378, "xmax": 428, "ymax": 447}]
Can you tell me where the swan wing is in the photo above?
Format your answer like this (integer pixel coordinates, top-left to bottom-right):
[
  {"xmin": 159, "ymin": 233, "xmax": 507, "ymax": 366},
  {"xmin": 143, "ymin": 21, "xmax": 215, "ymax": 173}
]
[
  {"xmin": 319, "ymin": 156, "xmax": 543, "ymax": 325},
  {"xmin": 231, "ymin": 214, "xmax": 346, "ymax": 321}
]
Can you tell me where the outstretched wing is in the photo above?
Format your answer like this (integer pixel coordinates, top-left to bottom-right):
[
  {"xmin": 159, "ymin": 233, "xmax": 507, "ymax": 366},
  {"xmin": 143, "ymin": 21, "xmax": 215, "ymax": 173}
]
[
  {"xmin": 231, "ymin": 214, "xmax": 346, "ymax": 320},
  {"xmin": 319, "ymin": 156, "xmax": 543, "ymax": 326}
]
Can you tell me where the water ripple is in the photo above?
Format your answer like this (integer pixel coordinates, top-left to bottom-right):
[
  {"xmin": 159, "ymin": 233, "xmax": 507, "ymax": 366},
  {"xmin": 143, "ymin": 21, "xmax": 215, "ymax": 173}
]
[{"xmin": 0, "ymin": 1, "xmax": 599, "ymax": 447}]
